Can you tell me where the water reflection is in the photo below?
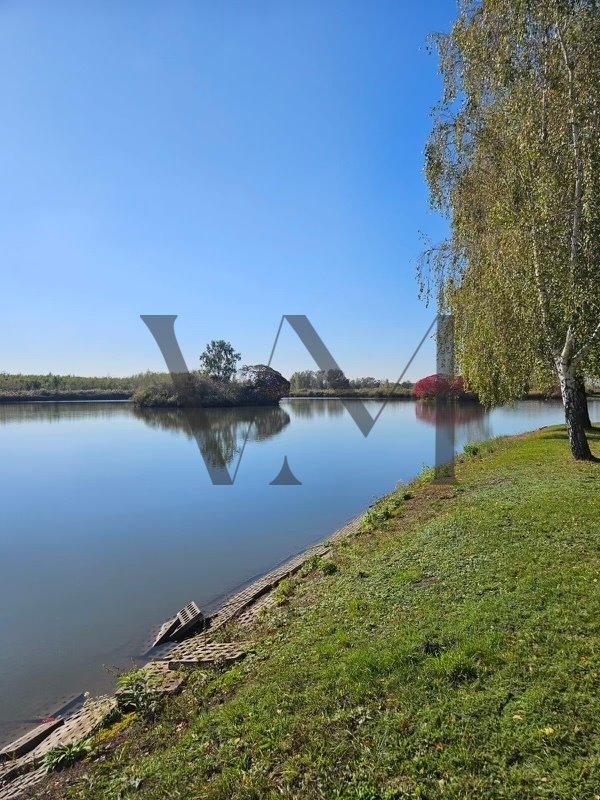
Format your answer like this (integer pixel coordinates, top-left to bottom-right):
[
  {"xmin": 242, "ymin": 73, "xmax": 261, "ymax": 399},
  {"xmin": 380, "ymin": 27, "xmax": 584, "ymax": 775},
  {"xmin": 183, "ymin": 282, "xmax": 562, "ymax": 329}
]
[
  {"xmin": 286, "ymin": 399, "xmax": 361, "ymax": 418},
  {"xmin": 286, "ymin": 398, "xmax": 494, "ymax": 447},
  {"xmin": 0, "ymin": 401, "xmax": 130, "ymax": 425},
  {"xmin": 2, "ymin": 396, "xmax": 597, "ymax": 746},
  {"xmin": 134, "ymin": 406, "xmax": 290, "ymax": 470},
  {"xmin": 415, "ymin": 400, "xmax": 491, "ymax": 443}
]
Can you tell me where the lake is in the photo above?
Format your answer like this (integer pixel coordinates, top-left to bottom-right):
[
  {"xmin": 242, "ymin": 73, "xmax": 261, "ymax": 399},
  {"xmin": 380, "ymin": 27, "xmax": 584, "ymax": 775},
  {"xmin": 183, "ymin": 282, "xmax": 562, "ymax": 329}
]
[{"xmin": 1, "ymin": 397, "xmax": 597, "ymax": 744}]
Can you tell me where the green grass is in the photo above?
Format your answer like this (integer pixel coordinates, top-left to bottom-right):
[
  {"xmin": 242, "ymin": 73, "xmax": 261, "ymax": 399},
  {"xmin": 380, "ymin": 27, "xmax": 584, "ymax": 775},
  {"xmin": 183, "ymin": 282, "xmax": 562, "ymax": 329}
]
[{"xmin": 56, "ymin": 426, "xmax": 600, "ymax": 800}]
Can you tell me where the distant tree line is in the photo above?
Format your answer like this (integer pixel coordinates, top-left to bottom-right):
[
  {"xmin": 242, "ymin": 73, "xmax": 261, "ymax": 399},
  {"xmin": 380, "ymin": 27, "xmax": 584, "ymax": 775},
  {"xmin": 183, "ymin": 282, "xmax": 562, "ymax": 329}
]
[
  {"xmin": 289, "ymin": 370, "xmax": 414, "ymax": 393},
  {"xmin": 0, "ymin": 371, "xmax": 166, "ymax": 393},
  {"xmin": 0, "ymin": 371, "xmax": 170, "ymax": 401}
]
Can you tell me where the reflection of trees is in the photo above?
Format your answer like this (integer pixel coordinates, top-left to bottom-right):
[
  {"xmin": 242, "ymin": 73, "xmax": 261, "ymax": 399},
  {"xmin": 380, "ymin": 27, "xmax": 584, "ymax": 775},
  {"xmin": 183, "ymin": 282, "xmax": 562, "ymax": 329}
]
[
  {"xmin": 287, "ymin": 399, "xmax": 344, "ymax": 419},
  {"xmin": 134, "ymin": 406, "xmax": 290, "ymax": 468},
  {"xmin": 0, "ymin": 402, "xmax": 130, "ymax": 426},
  {"xmin": 0, "ymin": 402, "xmax": 289, "ymax": 483},
  {"xmin": 415, "ymin": 400, "xmax": 491, "ymax": 442},
  {"xmin": 415, "ymin": 400, "xmax": 485, "ymax": 426},
  {"xmin": 326, "ymin": 401, "xmax": 344, "ymax": 417}
]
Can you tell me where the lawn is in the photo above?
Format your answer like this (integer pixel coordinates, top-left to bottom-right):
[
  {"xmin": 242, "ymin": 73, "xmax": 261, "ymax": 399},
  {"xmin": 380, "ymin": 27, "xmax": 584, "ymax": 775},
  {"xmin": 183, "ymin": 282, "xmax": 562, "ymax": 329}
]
[{"xmin": 41, "ymin": 426, "xmax": 600, "ymax": 800}]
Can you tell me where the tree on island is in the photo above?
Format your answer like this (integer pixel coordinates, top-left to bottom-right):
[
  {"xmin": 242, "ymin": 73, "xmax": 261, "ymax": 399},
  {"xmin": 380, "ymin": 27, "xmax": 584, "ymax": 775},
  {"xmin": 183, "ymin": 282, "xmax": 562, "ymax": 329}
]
[
  {"xmin": 326, "ymin": 369, "xmax": 350, "ymax": 390},
  {"xmin": 240, "ymin": 364, "xmax": 291, "ymax": 402},
  {"xmin": 289, "ymin": 370, "xmax": 328, "ymax": 391},
  {"xmin": 199, "ymin": 340, "xmax": 241, "ymax": 383},
  {"xmin": 421, "ymin": 0, "xmax": 600, "ymax": 460},
  {"xmin": 350, "ymin": 377, "xmax": 381, "ymax": 389}
]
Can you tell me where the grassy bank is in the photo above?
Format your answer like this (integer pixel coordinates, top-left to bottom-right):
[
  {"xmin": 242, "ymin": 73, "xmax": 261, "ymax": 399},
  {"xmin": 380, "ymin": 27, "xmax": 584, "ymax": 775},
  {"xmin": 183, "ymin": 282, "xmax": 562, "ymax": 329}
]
[{"xmin": 29, "ymin": 426, "xmax": 600, "ymax": 799}]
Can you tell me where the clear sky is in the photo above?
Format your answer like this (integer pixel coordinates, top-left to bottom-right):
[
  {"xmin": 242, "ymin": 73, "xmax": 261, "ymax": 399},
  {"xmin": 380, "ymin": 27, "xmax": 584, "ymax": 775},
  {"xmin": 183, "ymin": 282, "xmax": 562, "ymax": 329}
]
[{"xmin": 0, "ymin": 0, "xmax": 454, "ymax": 381}]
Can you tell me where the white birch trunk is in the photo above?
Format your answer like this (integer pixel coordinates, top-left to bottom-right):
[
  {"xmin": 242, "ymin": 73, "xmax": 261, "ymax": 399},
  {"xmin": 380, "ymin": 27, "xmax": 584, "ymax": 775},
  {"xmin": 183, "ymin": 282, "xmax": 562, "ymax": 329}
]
[{"xmin": 556, "ymin": 356, "xmax": 593, "ymax": 460}]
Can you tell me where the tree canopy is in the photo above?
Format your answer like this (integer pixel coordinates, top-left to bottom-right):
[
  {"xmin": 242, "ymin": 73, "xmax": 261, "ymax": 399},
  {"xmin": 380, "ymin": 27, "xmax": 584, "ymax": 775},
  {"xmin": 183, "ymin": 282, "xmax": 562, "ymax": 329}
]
[
  {"xmin": 421, "ymin": 0, "xmax": 600, "ymax": 459},
  {"xmin": 199, "ymin": 340, "xmax": 241, "ymax": 383}
]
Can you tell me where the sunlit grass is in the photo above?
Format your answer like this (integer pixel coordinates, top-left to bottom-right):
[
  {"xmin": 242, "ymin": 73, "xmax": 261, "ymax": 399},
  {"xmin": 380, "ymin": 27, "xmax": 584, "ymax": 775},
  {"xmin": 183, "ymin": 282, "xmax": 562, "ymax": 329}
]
[{"xmin": 59, "ymin": 426, "xmax": 600, "ymax": 800}]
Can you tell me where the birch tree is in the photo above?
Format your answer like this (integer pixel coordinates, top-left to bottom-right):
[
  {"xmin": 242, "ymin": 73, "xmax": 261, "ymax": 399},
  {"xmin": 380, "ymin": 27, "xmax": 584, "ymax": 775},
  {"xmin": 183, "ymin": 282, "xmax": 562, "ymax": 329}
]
[{"xmin": 421, "ymin": 0, "xmax": 600, "ymax": 460}]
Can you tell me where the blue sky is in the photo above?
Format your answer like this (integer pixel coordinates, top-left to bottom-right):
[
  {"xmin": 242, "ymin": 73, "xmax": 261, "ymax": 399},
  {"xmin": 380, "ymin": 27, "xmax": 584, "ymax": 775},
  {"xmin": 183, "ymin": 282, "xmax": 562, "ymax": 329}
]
[{"xmin": 0, "ymin": 0, "xmax": 454, "ymax": 380}]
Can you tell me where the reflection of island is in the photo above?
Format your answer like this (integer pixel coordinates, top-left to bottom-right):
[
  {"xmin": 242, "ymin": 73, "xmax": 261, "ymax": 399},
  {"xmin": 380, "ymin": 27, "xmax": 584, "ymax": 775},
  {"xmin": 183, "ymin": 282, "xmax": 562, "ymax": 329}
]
[
  {"xmin": 415, "ymin": 399, "xmax": 491, "ymax": 443},
  {"xmin": 134, "ymin": 406, "xmax": 291, "ymax": 474}
]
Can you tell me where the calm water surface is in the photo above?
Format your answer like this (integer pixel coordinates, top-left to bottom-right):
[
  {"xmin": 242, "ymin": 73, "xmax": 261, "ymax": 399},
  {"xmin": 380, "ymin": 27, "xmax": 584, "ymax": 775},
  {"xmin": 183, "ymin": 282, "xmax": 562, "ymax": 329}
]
[{"xmin": 1, "ymin": 398, "xmax": 598, "ymax": 743}]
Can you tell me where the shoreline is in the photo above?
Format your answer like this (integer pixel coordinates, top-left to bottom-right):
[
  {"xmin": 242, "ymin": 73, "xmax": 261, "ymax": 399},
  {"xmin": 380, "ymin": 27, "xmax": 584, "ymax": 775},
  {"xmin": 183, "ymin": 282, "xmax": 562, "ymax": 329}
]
[
  {"xmin": 0, "ymin": 392, "xmax": 133, "ymax": 403},
  {"xmin": 2, "ymin": 393, "xmax": 597, "ymax": 406},
  {"xmin": 0, "ymin": 515, "xmax": 364, "ymax": 797},
  {"xmin": 2, "ymin": 424, "xmax": 600, "ymax": 798}
]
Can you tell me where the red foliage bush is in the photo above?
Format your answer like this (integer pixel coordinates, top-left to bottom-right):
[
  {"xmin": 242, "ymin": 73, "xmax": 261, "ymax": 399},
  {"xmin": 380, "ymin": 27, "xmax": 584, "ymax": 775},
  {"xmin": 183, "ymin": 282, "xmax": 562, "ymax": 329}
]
[
  {"xmin": 239, "ymin": 364, "xmax": 290, "ymax": 401},
  {"xmin": 413, "ymin": 373, "xmax": 465, "ymax": 399}
]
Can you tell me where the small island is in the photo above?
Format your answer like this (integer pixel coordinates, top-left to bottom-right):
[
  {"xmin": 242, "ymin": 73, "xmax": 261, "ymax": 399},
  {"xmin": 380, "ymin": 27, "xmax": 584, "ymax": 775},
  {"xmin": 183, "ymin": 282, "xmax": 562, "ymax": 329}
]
[{"xmin": 132, "ymin": 340, "xmax": 290, "ymax": 408}]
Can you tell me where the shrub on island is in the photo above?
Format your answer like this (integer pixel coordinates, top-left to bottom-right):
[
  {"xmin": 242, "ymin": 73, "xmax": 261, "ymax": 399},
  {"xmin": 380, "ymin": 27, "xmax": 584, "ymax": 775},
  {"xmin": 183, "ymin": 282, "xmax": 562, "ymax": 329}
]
[{"xmin": 132, "ymin": 365, "xmax": 290, "ymax": 408}]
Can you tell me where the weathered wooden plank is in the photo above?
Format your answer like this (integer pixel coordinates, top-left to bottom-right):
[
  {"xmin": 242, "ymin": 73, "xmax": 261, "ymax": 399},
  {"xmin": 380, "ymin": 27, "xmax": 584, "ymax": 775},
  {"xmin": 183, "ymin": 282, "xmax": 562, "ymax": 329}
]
[
  {"xmin": 0, "ymin": 718, "xmax": 63, "ymax": 761},
  {"xmin": 0, "ymin": 766, "xmax": 46, "ymax": 799},
  {"xmin": 25, "ymin": 696, "xmax": 117, "ymax": 765}
]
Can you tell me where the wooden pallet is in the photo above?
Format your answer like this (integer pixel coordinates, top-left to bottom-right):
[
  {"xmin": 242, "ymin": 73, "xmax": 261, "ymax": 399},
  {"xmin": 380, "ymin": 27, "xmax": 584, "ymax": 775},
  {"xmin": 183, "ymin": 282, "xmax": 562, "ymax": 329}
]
[{"xmin": 166, "ymin": 640, "xmax": 247, "ymax": 669}]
